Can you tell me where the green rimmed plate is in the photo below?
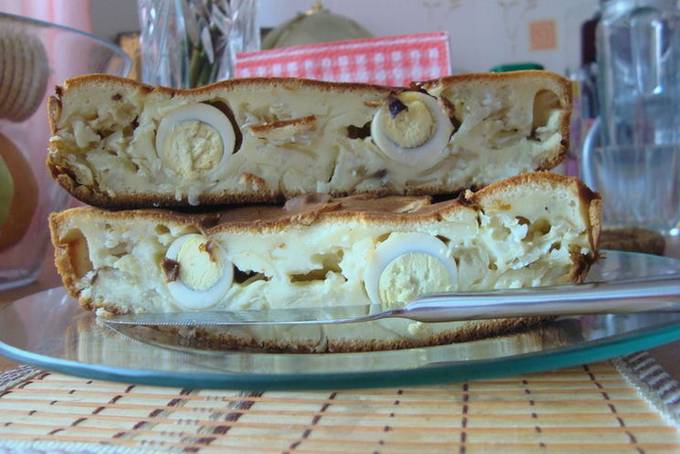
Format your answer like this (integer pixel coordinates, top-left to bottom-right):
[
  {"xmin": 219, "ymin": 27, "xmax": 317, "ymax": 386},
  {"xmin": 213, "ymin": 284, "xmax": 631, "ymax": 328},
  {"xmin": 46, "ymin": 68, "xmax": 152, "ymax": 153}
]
[{"xmin": 1, "ymin": 251, "xmax": 680, "ymax": 390}]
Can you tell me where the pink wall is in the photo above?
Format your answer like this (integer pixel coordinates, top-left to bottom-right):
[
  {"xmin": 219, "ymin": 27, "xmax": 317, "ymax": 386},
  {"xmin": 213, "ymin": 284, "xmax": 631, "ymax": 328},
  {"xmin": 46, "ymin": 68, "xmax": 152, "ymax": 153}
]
[{"xmin": 0, "ymin": 0, "xmax": 92, "ymax": 32}]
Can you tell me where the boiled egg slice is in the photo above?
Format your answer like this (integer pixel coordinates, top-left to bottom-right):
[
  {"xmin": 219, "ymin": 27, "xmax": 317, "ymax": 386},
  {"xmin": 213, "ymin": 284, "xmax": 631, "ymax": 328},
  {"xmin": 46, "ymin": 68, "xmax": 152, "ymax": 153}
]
[
  {"xmin": 155, "ymin": 103, "xmax": 236, "ymax": 180},
  {"xmin": 164, "ymin": 233, "xmax": 234, "ymax": 310},
  {"xmin": 370, "ymin": 92, "xmax": 454, "ymax": 169},
  {"xmin": 364, "ymin": 232, "xmax": 457, "ymax": 309}
]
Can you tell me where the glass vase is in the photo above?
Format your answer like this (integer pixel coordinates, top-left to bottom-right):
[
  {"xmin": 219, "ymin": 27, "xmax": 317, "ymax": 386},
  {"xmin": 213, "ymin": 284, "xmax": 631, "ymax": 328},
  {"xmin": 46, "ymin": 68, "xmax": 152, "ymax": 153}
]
[{"xmin": 138, "ymin": 0, "xmax": 259, "ymax": 88}]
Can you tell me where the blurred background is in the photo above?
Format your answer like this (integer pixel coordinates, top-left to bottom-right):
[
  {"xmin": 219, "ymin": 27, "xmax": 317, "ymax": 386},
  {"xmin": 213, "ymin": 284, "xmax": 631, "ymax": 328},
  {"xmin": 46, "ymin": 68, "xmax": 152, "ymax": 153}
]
[
  {"xmin": 87, "ymin": 0, "xmax": 599, "ymax": 74},
  {"xmin": 3, "ymin": 0, "xmax": 602, "ymax": 73}
]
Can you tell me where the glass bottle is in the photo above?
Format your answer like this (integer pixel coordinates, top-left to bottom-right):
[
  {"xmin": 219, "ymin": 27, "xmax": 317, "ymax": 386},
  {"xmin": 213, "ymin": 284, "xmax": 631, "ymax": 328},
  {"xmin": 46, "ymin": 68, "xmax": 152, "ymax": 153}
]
[{"xmin": 583, "ymin": 0, "xmax": 680, "ymax": 234}]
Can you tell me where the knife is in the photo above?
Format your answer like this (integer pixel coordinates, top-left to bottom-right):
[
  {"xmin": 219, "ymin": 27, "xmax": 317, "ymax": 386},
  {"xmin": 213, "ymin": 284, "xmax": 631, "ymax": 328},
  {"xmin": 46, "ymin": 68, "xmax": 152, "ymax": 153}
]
[{"xmin": 103, "ymin": 276, "xmax": 680, "ymax": 327}]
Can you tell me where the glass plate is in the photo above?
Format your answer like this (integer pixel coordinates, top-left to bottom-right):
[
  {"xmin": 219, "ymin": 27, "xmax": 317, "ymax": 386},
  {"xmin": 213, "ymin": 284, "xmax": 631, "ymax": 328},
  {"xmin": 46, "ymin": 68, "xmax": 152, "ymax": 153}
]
[{"xmin": 2, "ymin": 251, "xmax": 680, "ymax": 390}]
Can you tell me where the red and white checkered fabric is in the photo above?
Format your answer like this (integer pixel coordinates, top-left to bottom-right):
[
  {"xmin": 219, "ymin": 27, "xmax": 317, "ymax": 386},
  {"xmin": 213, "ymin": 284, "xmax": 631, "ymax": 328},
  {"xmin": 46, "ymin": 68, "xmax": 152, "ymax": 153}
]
[{"xmin": 235, "ymin": 32, "xmax": 451, "ymax": 87}]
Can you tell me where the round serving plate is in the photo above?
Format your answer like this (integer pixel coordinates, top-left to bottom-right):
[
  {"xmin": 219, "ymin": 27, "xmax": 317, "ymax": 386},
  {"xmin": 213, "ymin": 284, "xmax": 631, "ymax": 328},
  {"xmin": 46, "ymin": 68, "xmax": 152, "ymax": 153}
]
[{"xmin": 1, "ymin": 251, "xmax": 680, "ymax": 390}]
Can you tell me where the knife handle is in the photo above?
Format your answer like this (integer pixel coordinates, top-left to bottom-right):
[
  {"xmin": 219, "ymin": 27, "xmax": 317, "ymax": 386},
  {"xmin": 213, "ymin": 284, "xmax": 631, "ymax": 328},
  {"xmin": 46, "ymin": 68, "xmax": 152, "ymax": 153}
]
[{"xmin": 403, "ymin": 277, "xmax": 680, "ymax": 323}]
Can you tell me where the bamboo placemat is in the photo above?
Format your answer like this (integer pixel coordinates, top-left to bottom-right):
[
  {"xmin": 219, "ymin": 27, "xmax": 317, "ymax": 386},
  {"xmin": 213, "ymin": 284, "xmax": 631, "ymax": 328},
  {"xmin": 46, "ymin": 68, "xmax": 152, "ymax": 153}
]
[{"xmin": 0, "ymin": 353, "xmax": 678, "ymax": 453}]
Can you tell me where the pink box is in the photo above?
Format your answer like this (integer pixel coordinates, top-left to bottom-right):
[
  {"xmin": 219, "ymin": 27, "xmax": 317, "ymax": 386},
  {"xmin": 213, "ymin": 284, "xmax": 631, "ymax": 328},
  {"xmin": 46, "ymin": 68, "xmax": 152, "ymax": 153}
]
[{"xmin": 235, "ymin": 32, "xmax": 451, "ymax": 87}]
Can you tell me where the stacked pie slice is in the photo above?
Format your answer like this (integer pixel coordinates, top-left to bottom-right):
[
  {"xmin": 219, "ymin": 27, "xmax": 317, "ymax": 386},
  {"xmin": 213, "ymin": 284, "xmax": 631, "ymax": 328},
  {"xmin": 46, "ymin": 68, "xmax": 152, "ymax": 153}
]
[{"xmin": 47, "ymin": 71, "xmax": 601, "ymax": 352}]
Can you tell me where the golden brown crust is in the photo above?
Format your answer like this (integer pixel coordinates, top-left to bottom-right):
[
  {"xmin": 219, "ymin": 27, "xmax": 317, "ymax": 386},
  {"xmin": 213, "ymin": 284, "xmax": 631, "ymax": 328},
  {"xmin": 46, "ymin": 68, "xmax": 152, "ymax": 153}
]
[
  {"xmin": 42, "ymin": 174, "xmax": 572, "ymax": 211},
  {"xmin": 47, "ymin": 71, "xmax": 572, "ymax": 209},
  {"xmin": 50, "ymin": 172, "xmax": 601, "ymax": 235},
  {"xmin": 327, "ymin": 316, "xmax": 553, "ymax": 353},
  {"xmin": 48, "ymin": 164, "xmax": 101, "ymax": 203},
  {"xmin": 417, "ymin": 69, "xmax": 572, "ymax": 91},
  {"xmin": 60, "ymin": 70, "xmax": 570, "ymax": 100},
  {"xmin": 96, "ymin": 308, "xmax": 552, "ymax": 353},
  {"xmin": 67, "ymin": 290, "xmax": 553, "ymax": 352},
  {"xmin": 54, "ymin": 73, "xmax": 395, "ymax": 101},
  {"xmin": 169, "ymin": 316, "xmax": 552, "ymax": 353},
  {"xmin": 47, "ymin": 93, "xmax": 61, "ymax": 136},
  {"xmin": 49, "ymin": 213, "xmax": 84, "ymax": 302}
]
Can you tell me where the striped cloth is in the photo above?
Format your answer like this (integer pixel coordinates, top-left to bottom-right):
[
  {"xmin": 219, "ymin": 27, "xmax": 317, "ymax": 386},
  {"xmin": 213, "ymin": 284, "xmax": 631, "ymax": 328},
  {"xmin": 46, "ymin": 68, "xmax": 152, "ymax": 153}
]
[
  {"xmin": 235, "ymin": 32, "xmax": 451, "ymax": 87},
  {"xmin": 0, "ymin": 355, "xmax": 679, "ymax": 452}
]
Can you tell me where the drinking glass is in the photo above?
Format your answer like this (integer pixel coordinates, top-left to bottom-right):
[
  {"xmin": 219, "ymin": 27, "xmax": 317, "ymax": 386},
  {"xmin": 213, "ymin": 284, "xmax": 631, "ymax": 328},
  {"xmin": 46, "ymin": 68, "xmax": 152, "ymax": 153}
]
[
  {"xmin": 585, "ymin": 141, "xmax": 680, "ymax": 233},
  {"xmin": 582, "ymin": 0, "xmax": 680, "ymax": 234}
]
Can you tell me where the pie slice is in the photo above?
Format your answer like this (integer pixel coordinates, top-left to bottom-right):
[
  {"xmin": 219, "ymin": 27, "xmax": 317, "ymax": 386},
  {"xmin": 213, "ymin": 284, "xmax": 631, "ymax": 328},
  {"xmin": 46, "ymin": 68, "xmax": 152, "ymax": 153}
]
[
  {"xmin": 47, "ymin": 71, "xmax": 571, "ymax": 209},
  {"xmin": 49, "ymin": 173, "xmax": 600, "ymax": 352}
]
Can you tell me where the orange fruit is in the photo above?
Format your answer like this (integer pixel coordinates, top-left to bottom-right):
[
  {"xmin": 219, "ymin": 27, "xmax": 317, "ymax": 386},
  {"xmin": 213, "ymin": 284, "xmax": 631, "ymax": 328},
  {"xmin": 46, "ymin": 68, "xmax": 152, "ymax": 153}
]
[{"xmin": 0, "ymin": 132, "xmax": 38, "ymax": 251}]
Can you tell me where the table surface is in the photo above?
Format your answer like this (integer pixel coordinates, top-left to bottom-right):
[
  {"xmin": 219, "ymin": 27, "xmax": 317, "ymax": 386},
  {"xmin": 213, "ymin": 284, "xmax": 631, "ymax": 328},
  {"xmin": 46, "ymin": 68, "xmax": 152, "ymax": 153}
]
[{"xmin": 2, "ymin": 240, "xmax": 679, "ymax": 379}]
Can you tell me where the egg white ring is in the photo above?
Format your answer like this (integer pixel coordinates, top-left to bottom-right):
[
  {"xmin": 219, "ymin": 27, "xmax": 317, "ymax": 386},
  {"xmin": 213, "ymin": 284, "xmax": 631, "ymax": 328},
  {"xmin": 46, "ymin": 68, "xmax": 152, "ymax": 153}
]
[
  {"xmin": 364, "ymin": 232, "xmax": 457, "ymax": 306},
  {"xmin": 155, "ymin": 103, "xmax": 236, "ymax": 181},
  {"xmin": 370, "ymin": 92, "xmax": 454, "ymax": 169},
  {"xmin": 165, "ymin": 234, "xmax": 234, "ymax": 310}
]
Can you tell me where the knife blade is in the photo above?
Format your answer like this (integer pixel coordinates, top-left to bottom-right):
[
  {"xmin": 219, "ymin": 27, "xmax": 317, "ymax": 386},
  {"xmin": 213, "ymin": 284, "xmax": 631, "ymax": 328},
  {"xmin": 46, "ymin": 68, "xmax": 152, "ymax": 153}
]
[{"xmin": 103, "ymin": 276, "xmax": 680, "ymax": 328}]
